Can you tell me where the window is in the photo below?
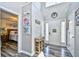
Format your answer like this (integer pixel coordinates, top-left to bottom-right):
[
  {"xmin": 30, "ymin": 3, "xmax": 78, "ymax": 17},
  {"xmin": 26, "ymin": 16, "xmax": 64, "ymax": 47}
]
[
  {"xmin": 61, "ymin": 21, "xmax": 66, "ymax": 43},
  {"xmin": 45, "ymin": 23, "xmax": 49, "ymax": 42},
  {"xmin": 46, "ymin": 2, "xmax": 63, "ymax": 7}
]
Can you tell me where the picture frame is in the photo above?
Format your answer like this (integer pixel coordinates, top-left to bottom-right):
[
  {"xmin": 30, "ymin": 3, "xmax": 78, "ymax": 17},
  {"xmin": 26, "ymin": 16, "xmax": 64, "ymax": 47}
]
[{"xmin": 23, "ymin": 12, "xmax": 31, "ymax": 34}]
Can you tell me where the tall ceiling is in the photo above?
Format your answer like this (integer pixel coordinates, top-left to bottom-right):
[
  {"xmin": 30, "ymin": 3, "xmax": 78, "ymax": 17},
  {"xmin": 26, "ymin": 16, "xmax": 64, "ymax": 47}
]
[{"xmin": 0, "ymin": 2, "xmax": 28, "ymax": 14}]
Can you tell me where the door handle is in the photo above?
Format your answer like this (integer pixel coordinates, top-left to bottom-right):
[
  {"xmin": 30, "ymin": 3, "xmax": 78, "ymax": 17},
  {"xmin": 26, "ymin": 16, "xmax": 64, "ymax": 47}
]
[{"xmin": 72, "ymin": 36, "xmax": 75, "ymax": 38}]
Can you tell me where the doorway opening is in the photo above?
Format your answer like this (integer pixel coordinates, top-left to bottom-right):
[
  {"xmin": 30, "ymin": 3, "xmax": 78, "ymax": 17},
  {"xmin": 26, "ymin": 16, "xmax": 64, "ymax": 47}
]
[{"xmin": 0, "ymin": 9, "xmax": 18, "ymax": 57}]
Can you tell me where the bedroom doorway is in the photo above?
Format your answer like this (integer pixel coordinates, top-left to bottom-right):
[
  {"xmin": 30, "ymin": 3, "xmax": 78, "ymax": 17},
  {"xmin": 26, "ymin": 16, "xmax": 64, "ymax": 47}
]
[{"xmin": 0, "ymin": 9, "xmax": 18, "ymax": 57}]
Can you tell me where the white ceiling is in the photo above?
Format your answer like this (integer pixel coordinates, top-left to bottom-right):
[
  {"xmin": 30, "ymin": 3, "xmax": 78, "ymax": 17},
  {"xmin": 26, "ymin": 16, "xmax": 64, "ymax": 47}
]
[
  {"xmin": 0, "ymin": 2, "xmax": 28, "ymax": 14},
  {"xmin": 46, "ymin": 2, "xmax": 63, "ymax": 7}
]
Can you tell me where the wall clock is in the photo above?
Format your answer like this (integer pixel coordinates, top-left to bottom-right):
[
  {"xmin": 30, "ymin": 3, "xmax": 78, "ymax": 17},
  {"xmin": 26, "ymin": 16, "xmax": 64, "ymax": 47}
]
[{"xmin": 51, "ymin": 12, "xmax": 58, "ymax": 18}]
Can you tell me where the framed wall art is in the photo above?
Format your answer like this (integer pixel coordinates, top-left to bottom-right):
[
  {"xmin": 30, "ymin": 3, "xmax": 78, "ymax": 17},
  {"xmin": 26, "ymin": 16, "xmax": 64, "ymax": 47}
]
[{"xmin": 23, "ymin": 12, "xmax": 31, "ymax": 34}]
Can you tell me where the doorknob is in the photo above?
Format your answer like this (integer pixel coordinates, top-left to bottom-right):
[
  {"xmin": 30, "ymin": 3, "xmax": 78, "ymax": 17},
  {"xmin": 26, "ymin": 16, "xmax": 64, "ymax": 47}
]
[
  {"xmin": 72, "ymin": 36, "xmax": 75, "ymax": 38},
  {"xmin": 49, "ymin": 32, "xmax": 50, "ymax": 35}
]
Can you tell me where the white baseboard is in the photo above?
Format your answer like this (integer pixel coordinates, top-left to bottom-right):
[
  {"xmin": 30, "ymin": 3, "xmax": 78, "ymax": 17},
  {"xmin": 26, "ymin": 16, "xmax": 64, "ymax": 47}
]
[
  {"xmin": 31, "ymin": 52, "xmax": 35, "ymax": 56},
  {"xmin": 20, "ymin": 50, "xmax": 34, "ymax": 56},
  {"xmin": 45, "ymin": 43, "xmax": 66, "ymax": 47}
]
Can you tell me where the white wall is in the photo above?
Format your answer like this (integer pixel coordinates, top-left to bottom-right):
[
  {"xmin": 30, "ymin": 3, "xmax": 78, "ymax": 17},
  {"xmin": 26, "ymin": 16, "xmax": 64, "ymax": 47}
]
[
  {"xmin": 32, "ymin": 2, "xmax": 44, "ymax": 55},
  {"xmin": 67, "ymin": 2, "xmax": 79, "ymax": 57},
  {"xmin": 21, "ymin": 3, "xmax": 32, "ymax": 56},
  {"xmin": 67, "ymin": 12, "xmax": 75, "ymax": 56}
]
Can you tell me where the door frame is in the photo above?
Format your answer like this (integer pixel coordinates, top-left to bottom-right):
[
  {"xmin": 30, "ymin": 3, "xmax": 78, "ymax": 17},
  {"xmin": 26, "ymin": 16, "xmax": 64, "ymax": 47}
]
[{"xmin": 0, "ymin": 5, "xmax": 21, "ymax": 53}]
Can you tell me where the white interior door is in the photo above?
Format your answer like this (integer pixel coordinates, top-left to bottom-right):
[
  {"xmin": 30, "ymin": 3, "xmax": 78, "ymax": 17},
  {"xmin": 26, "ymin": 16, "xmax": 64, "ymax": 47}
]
[{"xmin": 48, "ymin": 20, "xmax": 61, "ymax": 46}]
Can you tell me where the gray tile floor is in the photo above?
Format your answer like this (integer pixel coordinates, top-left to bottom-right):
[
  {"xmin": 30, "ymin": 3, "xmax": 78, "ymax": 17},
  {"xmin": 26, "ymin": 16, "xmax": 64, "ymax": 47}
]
[
  {"xmin": 43, "ymin": 44, "xmax": 72, "ymax": 57},
  {"xmin": 1, "ymin": 46, "xmax": 30, "ymax": 57},
  {"xmin": 1, "ymin": 40, "xmax": 30, "ymax": 57},
  {"xmin": 1, "ymin": 41, "xmax": 72, "ymax": 57}
]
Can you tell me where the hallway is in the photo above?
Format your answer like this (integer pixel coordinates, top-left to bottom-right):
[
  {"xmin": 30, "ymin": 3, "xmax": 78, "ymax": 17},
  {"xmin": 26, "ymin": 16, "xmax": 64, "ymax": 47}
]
[{"xmin": 0, "ymin": 2, "xmax": 79, "ymax": 57}]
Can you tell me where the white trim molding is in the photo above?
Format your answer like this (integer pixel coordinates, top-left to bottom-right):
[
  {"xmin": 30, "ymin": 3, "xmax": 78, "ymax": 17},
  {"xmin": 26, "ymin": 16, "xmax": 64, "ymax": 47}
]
[
  {"xmin": 0, "ymin": 5, "xmax": 19, "ymax": 15},
  {"xmin": 20, "ymin": 50, "xmax": 35, "ymax": 57},
  {"xmin": 0, "ymin": 5, "xmax": 22, "ymax": 54}
]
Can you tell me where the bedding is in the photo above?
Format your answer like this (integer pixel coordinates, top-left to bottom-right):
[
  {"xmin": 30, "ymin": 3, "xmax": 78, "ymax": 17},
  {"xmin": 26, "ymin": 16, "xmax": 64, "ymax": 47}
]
[{"xmin": 9, "ymin": 31, "xmax": 18, "ymax": 41}]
